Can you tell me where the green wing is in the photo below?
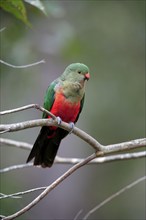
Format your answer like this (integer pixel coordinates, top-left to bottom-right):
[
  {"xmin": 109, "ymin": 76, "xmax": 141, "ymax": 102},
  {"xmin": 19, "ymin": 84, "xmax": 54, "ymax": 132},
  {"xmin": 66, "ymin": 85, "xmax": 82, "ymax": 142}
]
[
  {"xmin": 74, "ymin": 94, "xmax": 85, "ymax": 123},
  {"xmin": 42, "ymin": 79, "xmax": 59, "ymax": 118}
]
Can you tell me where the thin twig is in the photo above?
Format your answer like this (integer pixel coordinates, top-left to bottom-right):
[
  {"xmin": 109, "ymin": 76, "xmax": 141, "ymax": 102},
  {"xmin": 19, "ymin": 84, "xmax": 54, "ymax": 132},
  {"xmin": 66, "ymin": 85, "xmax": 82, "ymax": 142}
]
[
  {"xmin": 0, "ymin": 163, "xmax": 33, "ymax": 173},
  {"xmin": 0, "ymin": 193, "xmax": 21, "ymax": 199},
  {"xmin": 0, "ymin": 59, "xmax": 45, "ymax": 68},
  {"xmin": 56, "ymin": 151, "xmax": 146, "ymax": 164},
  {"xmin": 83, "ymin": 176, "xmax": 146, "ymax": 220},
  {"xmin": 0, "ymin": 187, "xmax": 48, "ymax": 200},
  {"xmin": 0, "ymin": 27, "xmax": 6, "ymax": 32},
  {"xmin": 0, "ymin": 129, "xmax": 10, "ymax": 134},
  {"xmin": 3, "ymin": 153, "xmax": 97, "ymax": 220},
  {"xmin": 1, "ymin": 136, "xmax": 146, "ymax": 159},
  {"xmin": 0, "ymin": 151, "xmax": 145, "ymax": 173},
  {"xmin": 0, "ymin": 104, "xmax": 56, "ymax": 119},
  {"xmin": 74, "ymin": 210, "xmax": 83, "ymax": 220},
  {"xmin": 1, "ymin": 137, "xmax": 145, "ymax": 164},
  {"xmin": 0, "ymin": 138, "xmax": 32, "ymax": 150}
]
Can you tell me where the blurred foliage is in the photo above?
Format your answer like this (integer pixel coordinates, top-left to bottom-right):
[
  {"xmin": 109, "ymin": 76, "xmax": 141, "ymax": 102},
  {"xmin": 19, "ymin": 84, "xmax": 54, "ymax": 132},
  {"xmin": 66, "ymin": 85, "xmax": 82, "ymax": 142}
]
[
  {"xmin": 0, "ymin": 0, "xmax": 46, "ymax": 26},
  {"xmin": 0, "ymin": 1, "xmax": 145, "ymax": 220}
]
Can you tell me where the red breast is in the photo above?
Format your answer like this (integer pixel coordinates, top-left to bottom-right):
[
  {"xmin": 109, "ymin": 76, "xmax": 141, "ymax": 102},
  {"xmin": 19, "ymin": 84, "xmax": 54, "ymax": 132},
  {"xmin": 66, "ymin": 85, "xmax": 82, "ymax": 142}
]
[{"xmin": 49, "ymin": 92, "xmax": 80, "ymax": 123}]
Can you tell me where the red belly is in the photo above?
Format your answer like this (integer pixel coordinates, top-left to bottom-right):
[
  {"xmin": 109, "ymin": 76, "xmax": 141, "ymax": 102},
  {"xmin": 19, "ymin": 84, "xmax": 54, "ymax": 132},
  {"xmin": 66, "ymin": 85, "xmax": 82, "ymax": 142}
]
[{"xmin": 49, "ymin": 92, "xmax": 80, "ymax": 123}]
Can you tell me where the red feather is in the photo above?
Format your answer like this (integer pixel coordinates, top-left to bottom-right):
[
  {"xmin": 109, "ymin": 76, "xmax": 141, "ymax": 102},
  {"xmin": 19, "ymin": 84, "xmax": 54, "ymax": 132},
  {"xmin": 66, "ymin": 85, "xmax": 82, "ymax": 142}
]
[{"xmin": 49, "ymin": 92, "xmax": 80, "ymax": 123}]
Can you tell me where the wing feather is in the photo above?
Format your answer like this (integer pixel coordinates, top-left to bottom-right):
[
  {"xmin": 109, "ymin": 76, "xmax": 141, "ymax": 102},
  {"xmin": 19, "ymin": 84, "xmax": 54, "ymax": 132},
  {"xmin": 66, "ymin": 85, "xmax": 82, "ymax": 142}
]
[
  {"xmin": 74, "ymin": 94, "xmax": 85, "ymax": 123},
  {"xmin": 42, "ymin": 79, "xmax": 59, "ymax": 118}
]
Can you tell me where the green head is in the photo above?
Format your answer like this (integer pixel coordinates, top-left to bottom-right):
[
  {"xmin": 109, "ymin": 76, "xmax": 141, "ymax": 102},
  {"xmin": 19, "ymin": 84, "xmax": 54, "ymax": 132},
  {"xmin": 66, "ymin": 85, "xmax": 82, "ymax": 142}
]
[{"xmin": 61, "ymin": 63, "xmax": 90, "ymax": 82}]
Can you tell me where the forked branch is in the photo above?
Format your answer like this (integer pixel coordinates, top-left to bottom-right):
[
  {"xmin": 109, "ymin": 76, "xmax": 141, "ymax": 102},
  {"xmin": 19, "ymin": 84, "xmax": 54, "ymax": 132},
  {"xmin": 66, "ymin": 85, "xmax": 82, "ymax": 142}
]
[{"xmin": 0, "ymin": 104, "xmax": 145, "ymax": 220}]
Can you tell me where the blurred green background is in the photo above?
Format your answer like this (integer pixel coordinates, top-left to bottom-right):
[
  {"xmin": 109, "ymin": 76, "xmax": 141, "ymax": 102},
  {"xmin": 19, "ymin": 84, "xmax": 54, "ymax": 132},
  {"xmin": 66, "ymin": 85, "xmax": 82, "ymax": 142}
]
[{"xmin": 0, "ymin": 1, "xmax": 145, "ymax": 219}]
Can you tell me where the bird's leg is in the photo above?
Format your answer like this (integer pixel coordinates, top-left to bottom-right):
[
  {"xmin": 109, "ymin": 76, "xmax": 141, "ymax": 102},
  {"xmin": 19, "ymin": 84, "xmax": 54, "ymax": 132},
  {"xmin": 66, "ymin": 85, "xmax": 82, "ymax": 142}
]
[
  {"xmin": 56, "ymin": 116, "xmax": 62, "ymax": 125},
  {"xmin": 69, "ymin": 122, "xmax": 75, "ymax": 134}
]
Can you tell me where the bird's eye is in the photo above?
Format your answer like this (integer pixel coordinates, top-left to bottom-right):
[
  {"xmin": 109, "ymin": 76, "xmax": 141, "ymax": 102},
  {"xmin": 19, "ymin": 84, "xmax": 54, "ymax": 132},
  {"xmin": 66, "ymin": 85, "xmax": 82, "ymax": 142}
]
[{"xmin": 78, "ymin": 71, "xmax": 81, "ymax": 74}]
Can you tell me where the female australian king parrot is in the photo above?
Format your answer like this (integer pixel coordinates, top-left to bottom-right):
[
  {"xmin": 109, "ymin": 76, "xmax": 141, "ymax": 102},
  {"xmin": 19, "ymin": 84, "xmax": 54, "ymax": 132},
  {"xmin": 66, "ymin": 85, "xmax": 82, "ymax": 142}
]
[{"xmin": 26, "ymin": 63, "xmax": 90, "ymax": 168}]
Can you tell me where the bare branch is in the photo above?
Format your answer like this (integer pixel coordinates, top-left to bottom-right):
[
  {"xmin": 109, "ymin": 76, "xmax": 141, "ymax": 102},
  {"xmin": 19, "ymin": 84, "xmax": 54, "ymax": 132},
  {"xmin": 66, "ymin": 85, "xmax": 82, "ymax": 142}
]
[
  {"xmin": 0, "ymin": 193, "xmax": 21, "ymax": 199},
  {"xmin": 0, "ymin": 118, "xmax": 102, "ymax": 151},
  {"xmin": 0, "ymin": 104, "xmax": 102, "ymax": 151},
  {"xmin": 74, "ymin": 210, "xmax": 83, "ymax": 220},
  {"xmin": 1, "ymin": 137, "xmax": 145, "ymax": 162},
  {"xmin": 0, "ymin": 138, "xmax": 32, "ymax": 150},
  {"xmin": 0, "ymin": 186, "xmax": 47, "ymax": 200},
  {"xmin": 2, "ymin": 171, "xmax": 145, "ymax": 201},
  {"xmin": 56, "ymin": 151, "xmax": 146, "ymax": 164},
  {"xmin": 2, "ymin": 153, "xmax": 96, "ymax": 220},
  {"xmin": 0, "ymin": 129, "xmax": 10, "ymax": 134},
  {"xmin": 104, "ymin": 138, "xmax": 146, "ymax": 153},
  {"xmin": 0, "ymin": 105, "xmax": 146, "ymax": 220},
  {"xmin": 0, "ymin": 163, "xmax": 33, "ymax": 173},
  {"xmin": 0, "ymin": 104, "xmax": 56, "ymax": 119},
  {"xmin": 0, "ymin": 59, "xmax": 45, "ymax": 68},
  {"xmin": 83, "ymin": 176, "xmax": 146, "ymax": 220},
  {"xmin": 0, "ymin": 27, "xmax": 6, "ymax": 32},
  {"xmin": 0, "ymin": 118, "xmax": 52, "ymax": 132},
  {"xmin": 1, "ymin": 105, "xmax": 145, "ymax": 153},
  {"xmin": 0, "ymin": 151, "xmax": 145, "ymax": 173},
  {"xmin": 0, "ymin": 119, "xmax": 145, "ymax": 153}
]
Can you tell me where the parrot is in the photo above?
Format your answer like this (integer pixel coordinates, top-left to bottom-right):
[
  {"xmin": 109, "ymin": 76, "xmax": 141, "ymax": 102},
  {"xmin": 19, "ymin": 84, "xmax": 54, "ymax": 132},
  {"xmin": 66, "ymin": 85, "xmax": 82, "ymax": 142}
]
[{"xmin": 26, "ymin": 63, "xmax": 90, "ymax": 168}]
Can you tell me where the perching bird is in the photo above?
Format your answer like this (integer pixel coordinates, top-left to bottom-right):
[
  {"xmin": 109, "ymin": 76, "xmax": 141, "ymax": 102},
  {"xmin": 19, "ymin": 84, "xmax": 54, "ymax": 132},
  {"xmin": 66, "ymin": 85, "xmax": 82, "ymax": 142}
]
[{"xmin": 26, "ymin": 63, "xmax": 90, "ymax": 168}]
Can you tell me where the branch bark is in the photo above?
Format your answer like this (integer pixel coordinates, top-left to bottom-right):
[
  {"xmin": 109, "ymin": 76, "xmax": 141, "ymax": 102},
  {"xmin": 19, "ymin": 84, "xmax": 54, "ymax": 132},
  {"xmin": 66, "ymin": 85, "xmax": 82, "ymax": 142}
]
[
  {"xmin": 2, "ymin": 153, "xmax": 97, "ymax": 220},
  {"xmin": 0, "ymin": 151, "xmax": 145, "ymax": 173},
  {"xmin": 0, "ymin": 119, "xmax": 145, "ymax": 153},
  {"xmin": 0, "ymin": 59, "xmax": 45, "ymax": 68},
  {"xmin": 0, "ymin": 138, "xmax": 32, "ymax": 150},
  {"xmin": 0, "ymin": 104, "xmax": 145, "ymax": 220}
]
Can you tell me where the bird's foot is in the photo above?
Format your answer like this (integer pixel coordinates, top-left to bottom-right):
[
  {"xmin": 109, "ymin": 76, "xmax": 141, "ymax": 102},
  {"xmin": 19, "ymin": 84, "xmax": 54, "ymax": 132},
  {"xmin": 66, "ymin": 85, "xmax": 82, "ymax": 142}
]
[
  {"xmin": 56, "ymin": 116, "xmax": 62, "ymax": 125},
  {"xmin": 69, "ymin": 122, "xmax": 75, "ymax": 134},
  {"xmin": 56, "ymin": 117, "xmax": 74, "ymax": 134}
]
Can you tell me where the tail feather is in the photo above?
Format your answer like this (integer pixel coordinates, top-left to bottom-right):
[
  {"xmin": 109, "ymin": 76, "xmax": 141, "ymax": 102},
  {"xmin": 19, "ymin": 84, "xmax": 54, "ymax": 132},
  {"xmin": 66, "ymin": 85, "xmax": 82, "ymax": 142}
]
[
  {"xmin": 26, "ymin": 126, "xmax": 68, "ymax": 167},
  {"xmin": 26, "ymin": 126, "xmax": 48, "ymax": 164}
]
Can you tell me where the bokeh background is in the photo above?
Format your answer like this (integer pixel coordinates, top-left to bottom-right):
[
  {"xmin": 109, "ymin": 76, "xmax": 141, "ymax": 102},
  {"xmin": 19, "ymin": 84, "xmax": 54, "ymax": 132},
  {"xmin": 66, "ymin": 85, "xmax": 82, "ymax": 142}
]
[{"xmin": 0, "ymin": 1, "xmax": 145, "ymax": 219}]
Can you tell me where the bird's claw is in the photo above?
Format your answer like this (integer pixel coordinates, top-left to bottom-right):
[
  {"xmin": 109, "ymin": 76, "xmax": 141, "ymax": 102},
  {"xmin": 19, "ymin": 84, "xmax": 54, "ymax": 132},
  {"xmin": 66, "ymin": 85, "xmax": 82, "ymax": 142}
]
[
  {"xmin": 69, "ymin": 122, "xmax": 75, "ymax": 134},
  {"xmin": 56, "ymin": 116, "xmax": 62, "ymax": 125}
]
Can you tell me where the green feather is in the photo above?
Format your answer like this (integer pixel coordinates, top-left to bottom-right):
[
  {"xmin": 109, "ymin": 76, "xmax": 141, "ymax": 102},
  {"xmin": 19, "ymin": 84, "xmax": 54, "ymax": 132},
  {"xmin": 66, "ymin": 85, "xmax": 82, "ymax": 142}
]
[
  {"xmin": 42, "ymin": 79, "xmax": 57, "ymax": 118},
  {"xmin": 27, "ymin": 63, "xmax": 90, "ymax": 167},
  {"xmin": 43, "ymin": 63, "xmax": 89, "ymax": 119},
  {"xmin": 74, "ymin": 94, "xmax": 85, "ymax": 123}
]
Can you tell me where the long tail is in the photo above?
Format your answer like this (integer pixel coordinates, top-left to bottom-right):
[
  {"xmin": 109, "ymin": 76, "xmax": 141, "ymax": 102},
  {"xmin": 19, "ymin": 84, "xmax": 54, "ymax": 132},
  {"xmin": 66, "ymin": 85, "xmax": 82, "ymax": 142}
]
[{"xmin": 26, "ymin": 126, "xmax": 68, "ymax": 167}]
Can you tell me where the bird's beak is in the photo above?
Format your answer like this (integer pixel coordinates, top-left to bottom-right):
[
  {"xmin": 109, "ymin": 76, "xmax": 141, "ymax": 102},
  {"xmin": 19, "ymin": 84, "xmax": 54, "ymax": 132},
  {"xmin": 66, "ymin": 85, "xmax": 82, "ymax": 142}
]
[{"xmin": 84, "ymin": 73, "xmax": 90, "ymax": 81}]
